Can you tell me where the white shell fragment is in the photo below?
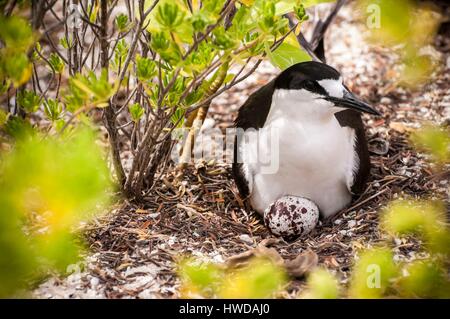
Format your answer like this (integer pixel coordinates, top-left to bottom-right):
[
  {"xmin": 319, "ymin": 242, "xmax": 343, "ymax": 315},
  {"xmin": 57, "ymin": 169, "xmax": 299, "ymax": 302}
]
[{"xmin": 264, "ymin": 196, "xmax": 319, "ymax": 239}]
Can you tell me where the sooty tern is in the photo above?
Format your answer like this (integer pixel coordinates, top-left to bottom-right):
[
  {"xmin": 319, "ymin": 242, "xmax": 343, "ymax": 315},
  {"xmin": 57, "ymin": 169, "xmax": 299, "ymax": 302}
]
[{"xmin": 232, "ymin": 61, "xmax": 380, "ymax": 218}]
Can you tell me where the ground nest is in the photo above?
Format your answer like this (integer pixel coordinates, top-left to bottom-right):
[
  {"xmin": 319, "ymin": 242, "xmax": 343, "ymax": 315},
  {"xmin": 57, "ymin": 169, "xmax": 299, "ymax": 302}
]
[{"xmin": 34, "ymin": 6, "xmax": 450, "ymax": 299}]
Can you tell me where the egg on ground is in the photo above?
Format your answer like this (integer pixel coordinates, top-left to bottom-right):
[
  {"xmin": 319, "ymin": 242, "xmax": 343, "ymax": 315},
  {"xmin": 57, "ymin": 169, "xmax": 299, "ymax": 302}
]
[{"xmin": 264, "ymin": 195, "xmax": 319, "ymax": 239}]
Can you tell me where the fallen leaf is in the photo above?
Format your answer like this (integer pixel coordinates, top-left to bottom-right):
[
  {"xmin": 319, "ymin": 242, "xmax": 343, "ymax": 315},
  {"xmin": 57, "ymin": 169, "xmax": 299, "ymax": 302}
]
[
  {"xmin": 226, "ymin": 239, "xmax": 318, "ymax": 278},
  {"xmin": 284, "ymin": 250, "xmax": 318, "ymax": 278}
]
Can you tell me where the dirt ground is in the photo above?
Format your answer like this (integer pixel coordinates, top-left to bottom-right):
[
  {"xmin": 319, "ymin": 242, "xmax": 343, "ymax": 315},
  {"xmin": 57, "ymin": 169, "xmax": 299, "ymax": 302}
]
[{"xmin": 34, "ymin": 4, "xmax": 450, "ymax": 299}]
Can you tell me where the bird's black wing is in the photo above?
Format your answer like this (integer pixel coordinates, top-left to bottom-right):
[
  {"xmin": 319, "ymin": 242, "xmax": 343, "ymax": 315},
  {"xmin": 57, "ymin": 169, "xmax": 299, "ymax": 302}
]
[
  {"xmin": 234, "ymin": 79, "xmax": 276, "ymax": 130},
  {"xmin": 232, "ymin": 79, "xmax": 276, "ymax": 199},
  {"xmin": 334, "ymin": 109, "xmax": 371, "ymax": 195}
]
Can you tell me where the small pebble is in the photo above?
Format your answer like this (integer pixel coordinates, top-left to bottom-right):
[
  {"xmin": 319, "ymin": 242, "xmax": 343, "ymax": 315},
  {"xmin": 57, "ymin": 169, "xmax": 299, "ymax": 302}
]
[
  {"xmin": 348, "ymin": 220, "xmax": 357, "ymax": 228},
  {"xmin": 239, "ymin": 234, "xmax": 253, "ymax": 245}
]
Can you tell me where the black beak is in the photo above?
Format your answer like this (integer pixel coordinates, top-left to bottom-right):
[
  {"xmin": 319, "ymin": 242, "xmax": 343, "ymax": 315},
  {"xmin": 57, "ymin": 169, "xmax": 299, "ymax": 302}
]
[{"xmin": 325, "ymin": 91, "xmax": 381, "ymax": 116}]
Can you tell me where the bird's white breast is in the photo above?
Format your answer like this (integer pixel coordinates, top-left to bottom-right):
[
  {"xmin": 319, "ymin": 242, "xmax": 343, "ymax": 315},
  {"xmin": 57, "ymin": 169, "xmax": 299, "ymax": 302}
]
[{"xmin": 241, "ymin": 89, "xmax": 359, "ymax": 218}]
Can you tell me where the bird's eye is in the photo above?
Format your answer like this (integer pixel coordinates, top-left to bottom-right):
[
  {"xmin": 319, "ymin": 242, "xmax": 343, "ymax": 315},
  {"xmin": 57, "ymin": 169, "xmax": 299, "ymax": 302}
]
[{"xmin": 303, "ymin": 80, "xmax": 316, "ymax": 91}]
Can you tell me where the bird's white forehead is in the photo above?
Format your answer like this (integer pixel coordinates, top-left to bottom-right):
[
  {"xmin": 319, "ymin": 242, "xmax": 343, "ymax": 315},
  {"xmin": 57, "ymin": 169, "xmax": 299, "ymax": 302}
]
[{"xmin": 318, "ymin": 77, "xmax": 344, "ymax": 98}]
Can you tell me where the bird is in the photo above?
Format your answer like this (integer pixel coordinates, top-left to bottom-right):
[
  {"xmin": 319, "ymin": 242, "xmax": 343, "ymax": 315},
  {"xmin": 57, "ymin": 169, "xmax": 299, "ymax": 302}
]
[{"xmin": 232, "ymin": 61, "xmax": 380, "ymax": 219}]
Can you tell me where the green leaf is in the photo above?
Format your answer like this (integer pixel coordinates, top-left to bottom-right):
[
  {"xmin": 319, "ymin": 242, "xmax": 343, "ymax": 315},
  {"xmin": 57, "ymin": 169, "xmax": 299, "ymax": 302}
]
[
  {"xmin": 128, "ymin": 103, "xmax": 145, "ymax": 122},
  {"xmin": 0, "ymin": 51, "xmax": 32, "ymax": 87},
  {"xmin": 0, "ymin": 109, "xmax": 8, "ymax": 127},
  {"xmin": 155, "ymin": 2, "xmax": 185, "ymax": 31},
  {"xmin": 113, "ymin": 39, "xmax": 129, "ymax": 71},
  {"xmin": 268, "ymin": 37, "xmax": 311, "ymax": 70},
  {"xmin": 178, "ymin": 258, "xmax": 224, "ymax": 297},
  {"xmin": 145, "ymin": 0, "xmax": 193, "ymax": 45},
  {"xmin": 0, "ymin": 80, "xmax": 9, "ymax": 96},
  {"xmin": 68, "ymin": 70, "xmax": 114, "ymax": 107},
  {"xmin": 89, "ymin": 2, "xmax": 99, "ymax": 23},
  {"xmin": 4, "ymin": 115, "xmax": 35, "ymax": 139},
  {"xmin": 212, "ymin": 27, "xmax": 238, "ymax": 50},
  {"xmin": 275, "ymin": 0, "xmax": 334, "ymax": 16},
  {"xmin": 219, "ymin": 258, "xmax": 287, "ymax": 298},
  {"xmin": 302, "ymin": 0, "xmax": 335, "ymax": 8},
  {"xmin": 0, "ymin": 16, "xmax": 35, "ymax": 50},
  {"xmin": 48, "ymin": 53, "xmax": 65, "ymax": 74},
  {"xmin": 136, "ymin": 55, "xmax": 156, "ymax": 81},
  {"xmin": 150, "ymin": 31, "xmax": 171, "ymax": 52},
  {"xmin": 115, "ymin": 13, "xmax": 130, "ymax": 33},
  {"xmin": 43, "ymin": 99, "xmax": 63, "ymax": 122},
  {"xmin": 382, "ymin": 199, "xmax": 449, "ymax": 256},
  {"xmin": 294, "ymin": 3, "xmax": 309, "ymax": 23},
  {"xmin": 59, "ymin": 37, "xmax": 71, "ymax": 49},
  {"xmin": 17, "ymin": 90, "xmax": 41, "ymax": 113},
  {"xmin": 170, "ymin": 107, "xmax": 185, "ymax": 128}
]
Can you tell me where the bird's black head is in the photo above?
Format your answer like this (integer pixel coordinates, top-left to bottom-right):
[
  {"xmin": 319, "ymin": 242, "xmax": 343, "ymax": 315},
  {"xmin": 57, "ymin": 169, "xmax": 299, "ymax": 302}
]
[{"xmin": 274, "ymin": 61, "xmax": 380, "ymax": 116}]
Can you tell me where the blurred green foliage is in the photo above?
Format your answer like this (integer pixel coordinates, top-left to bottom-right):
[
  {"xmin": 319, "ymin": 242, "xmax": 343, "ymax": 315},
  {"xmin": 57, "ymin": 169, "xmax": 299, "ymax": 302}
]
[
  {"xmin": 0, "ymin": 15, "xmax": 35, "ymax": 87},
  {"xmin": 0, "ymin": 128, "xmax": 113, "ymax": 297},
  {"xmin": 301, "ymin": 268, "xmax": 339, "ymax": 299},
  {"xmin": 0, "ymin": 109, "xmax": 7, "ymax": 126},
  {"xmin": 219, "ymin": 258, "xmax": 287, "ymax": 298},
  {"xmin": 382, "ymin": 199, "xmax": 450, "ymax": 255},
  {"xmin": 397, "ymin": 260, "xmax": 450, "ymax": 298},
  {"xmin": 112, "ymin": 39, "xmax": 129, "ymax": 72},
  {"xmin": 179, "ymin": 258, "xmax": 225, "ymax": 298},
  {"xmin": 357, "ymin": 0, "xmax": 443, "ymax": 86},
  {"xmin": 17, "ymin": 90, "xmax": 40, "ymax": 114},
  {"xmin": 348, "ymin": 248, "xmax": 398, "ymax": 298},
  {"xmin": 411, "ymin": 125, "xmax": 450, "ymax": 165},
  {"xmin": 178, "ymin": 257, "xmax": 287, "ymax": 299},
  {"xmin": 266, "ymin": 33, "xmax": 311, "ymax": 70}
]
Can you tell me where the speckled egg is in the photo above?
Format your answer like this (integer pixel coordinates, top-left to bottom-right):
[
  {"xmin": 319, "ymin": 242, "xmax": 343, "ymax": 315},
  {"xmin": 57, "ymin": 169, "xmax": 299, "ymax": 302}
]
[{"xmin": 264, "ymin": 196, "xmax": 319, "ymax": 239}]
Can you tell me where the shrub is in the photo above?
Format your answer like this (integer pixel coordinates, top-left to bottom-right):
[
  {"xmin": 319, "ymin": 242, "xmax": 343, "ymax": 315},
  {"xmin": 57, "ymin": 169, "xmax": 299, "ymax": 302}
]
[{"xmin": 1, "ymin": 0, "xmax": 314, "ymax": 200}]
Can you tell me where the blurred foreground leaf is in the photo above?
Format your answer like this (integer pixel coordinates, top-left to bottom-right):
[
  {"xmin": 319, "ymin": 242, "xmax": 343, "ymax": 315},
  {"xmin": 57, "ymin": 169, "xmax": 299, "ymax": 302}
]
[
  {"xmin": 0, "ymin": 16, "xmax": 35, "ymax": 87},
  {"xmin": 179, "ymin": 256, "xmax": 287, "ymax": 299},
  {"xmin": 179, "ymin": 259, "xmax": 224, "ymax": 298},
  {"xmin": 357, "ymin": 0, "xmax": 443, "ymax": 86},
  {"xmin": 219, "ymin": 257, "xmax": 287, "ymax": 298},
  {"xmin": 411, "ymin": 125, "xmax": 450, "ymax": 165},
  {"xmin": 382, "ymin": 199, "xmax": 450, "ymax": 256},
  {"xmin": 349, "ymin": 248, "xmax": 398, "ymax": 298},
  {"xmin": 0, "ymin": 128, "xmax": 113, "ymax": 297},
  {"xmin": 301, "ymin": 268, "xmax": 339, "ymax": 299},
  {"xmin": 398, "ymin": 261, "xmax": 450, "ymax": 298}
]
